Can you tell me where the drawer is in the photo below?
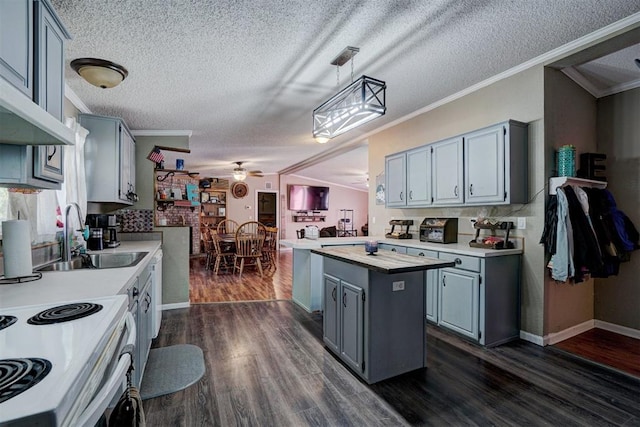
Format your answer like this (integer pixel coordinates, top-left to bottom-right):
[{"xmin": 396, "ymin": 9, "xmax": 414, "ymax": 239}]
[
  {"xmin": 439, "ymin": 252, "xmax": 481, "ymax": 272},
  {"xmin": 406, "ymin": 247, "xmax": 438, "ymax": 258}
]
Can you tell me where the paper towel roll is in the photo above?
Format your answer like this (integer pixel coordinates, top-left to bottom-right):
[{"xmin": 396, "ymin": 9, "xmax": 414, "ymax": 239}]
[{"xmin": 2, "ymin": 220, "xmax": 33, "ymax": 278}]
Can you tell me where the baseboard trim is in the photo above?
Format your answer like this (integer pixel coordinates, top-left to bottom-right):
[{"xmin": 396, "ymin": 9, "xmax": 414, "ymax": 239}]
[
  {"xmin": 595, "ymin": 320, "xmax": 640, "ymax": 339},
  {"xmin": 545, "ymin": 320, "xmax": 595, "ymax": 345},
  {"xmin": 520, "ymin": 330, "xmax": 544, "ymax": 346},
  {"xmin": 162, "ymin": 302, "xmax": 190, "ymax": 310}
]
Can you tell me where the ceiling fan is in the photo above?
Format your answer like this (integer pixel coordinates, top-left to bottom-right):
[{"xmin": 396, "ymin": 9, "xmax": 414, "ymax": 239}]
[{"xmin": 232, "ymin": 161, "xmax": 263, "ymax": 181}]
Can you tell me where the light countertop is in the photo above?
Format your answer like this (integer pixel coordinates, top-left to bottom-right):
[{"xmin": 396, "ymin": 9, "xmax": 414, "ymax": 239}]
[
  {"xmin": 0, "ymin": 240, "xmax": 161, "ymax": 308},
  {"xmin": 280, "ymin": 235, "xmax": 523, "ymax": 257},
  {"xmin": 311, "ymin": 246, "xmax": 455, "ymax": 274}
]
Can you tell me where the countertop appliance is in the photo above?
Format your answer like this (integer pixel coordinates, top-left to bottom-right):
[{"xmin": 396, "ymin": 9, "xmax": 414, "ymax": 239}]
[
  {"xmin": 385, "ymin": 219, "xmax": 413, "ymax": 239},
  {"xmin": 0, "ymin": 295, "xmax": 134, "ymax": 426},
  {"xmin": 305, "ymin": 225, "xmax": 319, "ymax": 240},
  {"xmin": 420, "ymin": 218, "xmax": 458, "ymax": 243},
  {"xmin": 86, "ymin": 214, "xmax": 121, "ymax": 248}
]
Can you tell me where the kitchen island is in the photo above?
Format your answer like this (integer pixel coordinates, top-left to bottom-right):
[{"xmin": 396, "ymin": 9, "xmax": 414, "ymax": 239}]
[{"xmin": 311, "ymin": 246, "xmax": 454, "ymax": 383}]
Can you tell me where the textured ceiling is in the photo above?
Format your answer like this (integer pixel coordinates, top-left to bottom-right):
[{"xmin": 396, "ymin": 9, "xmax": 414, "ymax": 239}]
[{"xmin": 51, "ymin": 0, "xmax": 640, "ymax": 190}]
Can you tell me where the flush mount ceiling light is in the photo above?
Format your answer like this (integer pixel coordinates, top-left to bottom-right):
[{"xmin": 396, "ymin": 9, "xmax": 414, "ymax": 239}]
[
  {"xmin": 313, "ymin": 46, "xmax": 386, "ymax": 142},
  {"xmin": 70, "ymin": 58, "xmax": 128, "ymax": 89}
]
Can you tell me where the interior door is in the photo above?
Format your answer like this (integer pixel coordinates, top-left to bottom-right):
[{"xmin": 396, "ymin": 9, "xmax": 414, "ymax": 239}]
[{"xmin": 256, "ymin": 190, "xmax": 278, "ymax": 227}]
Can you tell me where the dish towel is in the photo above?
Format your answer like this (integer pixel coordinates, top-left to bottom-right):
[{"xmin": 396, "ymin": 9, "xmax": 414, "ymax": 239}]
[{"xmin": 109, "ymin": 385, "xmax": 146, "ymax": 427}]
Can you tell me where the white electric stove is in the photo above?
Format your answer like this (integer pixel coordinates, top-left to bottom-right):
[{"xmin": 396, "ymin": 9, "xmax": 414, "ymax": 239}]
[{"xmin": 0, "ymin": 294, "xmax": 130, "ymax": 426}]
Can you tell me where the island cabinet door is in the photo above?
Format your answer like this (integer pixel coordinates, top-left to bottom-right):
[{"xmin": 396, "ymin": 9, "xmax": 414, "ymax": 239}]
[
  {"xmin": 322, "ymin": 274, "xmax": 340, "ymax": 354},
  {"xmin": 340, "ymin": 281, "xmax": 364, "ymax": 372},
  {"xmin": 438, "ymin": 268, "xmax": 479, "ymax": 340}
]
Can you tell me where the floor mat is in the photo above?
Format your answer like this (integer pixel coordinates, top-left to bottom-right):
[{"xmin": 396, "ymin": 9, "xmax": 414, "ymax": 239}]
[{"xmin": 140, "ymin": 344, "xmax": 205, "ymax": 400}]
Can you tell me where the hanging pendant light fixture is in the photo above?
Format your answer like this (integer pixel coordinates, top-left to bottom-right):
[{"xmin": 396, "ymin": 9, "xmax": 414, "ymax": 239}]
[
  {"xmin": 70, "ymin": 58, "xmax": 128, "ymax": 89},
  {"xmin": 313, "ymin": 46, "xmax": 386, "ymax": 142}
]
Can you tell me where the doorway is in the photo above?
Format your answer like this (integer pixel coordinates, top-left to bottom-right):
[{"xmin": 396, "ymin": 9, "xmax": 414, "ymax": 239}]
[{"xmin": 256, "ymin": 190, "xmax": 278, "ymax": 227}]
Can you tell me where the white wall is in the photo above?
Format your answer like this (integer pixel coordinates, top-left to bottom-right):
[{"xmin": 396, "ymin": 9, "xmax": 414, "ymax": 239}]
[{"xmin": 280, "ymin": 175, "xmax": 368, "ymax": 240}]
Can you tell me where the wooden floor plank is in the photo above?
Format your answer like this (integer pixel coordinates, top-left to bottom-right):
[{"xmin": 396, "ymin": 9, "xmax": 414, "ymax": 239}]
[
  {"xmin": 143, "ymin": 302, "xmax": 640, "ymax": 426},
  {"xmin": 553, "ymin": 328, "xmax": 640, "ymax": 378}
]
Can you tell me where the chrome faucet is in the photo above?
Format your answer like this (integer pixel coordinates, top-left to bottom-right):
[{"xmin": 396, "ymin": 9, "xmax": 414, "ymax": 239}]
[{"xmin": 63, "ymin": 203, "xmax": 86, "ymax": 262}]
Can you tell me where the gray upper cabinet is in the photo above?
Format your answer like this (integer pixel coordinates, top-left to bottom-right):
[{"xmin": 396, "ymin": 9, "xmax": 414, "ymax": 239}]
[
  {"xmin": 432, "ymin": 136, "xmax": 464, "ymax": 205},
  {"xmin": 385, "ymin": 153, "xmax": 406, "ymax": 207},
  {"xmin": 384, "ymin": 120, "xmax": 528, "ymax": 208},
  {"xmin": 464, "ymin": 121, "xmax": 528, "ymax": 205},
  {"xmin": 34, "ymin": 0, "xmax": 70, "ymax": 121},
  {"xmin": 81, "ymin": 114, "xmax": 136, "ymax": 204},
  {"xmin": 0, "ymin": 0, "xmax": 70, "ymax": 189},
  {"xmin": 32, "ymin": 0, "xmax": 71, "ymax": 185},
  {"xmin": 0, "ymin": 0, "xmax": 33, "ymax": 97},
  {"xmin": 406, "ymin": 146, "xmax": 431, "ymax": 206}
]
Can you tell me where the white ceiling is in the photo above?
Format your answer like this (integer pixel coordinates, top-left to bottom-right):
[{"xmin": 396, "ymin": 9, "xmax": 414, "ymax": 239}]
[{"xmin": 51, "ymin": 1, "xmax": 640, "ymax": 191}]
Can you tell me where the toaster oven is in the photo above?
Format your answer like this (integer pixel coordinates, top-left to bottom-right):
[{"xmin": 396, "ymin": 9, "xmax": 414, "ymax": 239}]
[{"xmin": 419, "ymin": 218, "xmax": 458, "ymax": 243}]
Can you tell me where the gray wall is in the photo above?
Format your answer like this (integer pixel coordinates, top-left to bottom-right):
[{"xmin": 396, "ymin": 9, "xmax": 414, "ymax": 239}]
[
  {"xmin": 543, "ymin": 69, "xmax": 598, "ymax": 334},
  {"xmin": 595, "ymin": 87, "xmax": 640, "ymax": 330},
  {"xmin": 134, "ymin": 135, "xmax": 191, "ymax": 305}
]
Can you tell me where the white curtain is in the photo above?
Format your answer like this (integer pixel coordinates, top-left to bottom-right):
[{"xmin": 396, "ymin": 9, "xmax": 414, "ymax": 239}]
[{"xmin": 54, "ymin": 117, "xmax": 90, "ymax": 240}]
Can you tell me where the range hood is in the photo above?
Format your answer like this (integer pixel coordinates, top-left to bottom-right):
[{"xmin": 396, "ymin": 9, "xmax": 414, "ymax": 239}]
[{"xmin": 0, "ymin": 79, "xmax": 74, "ymax": 146}]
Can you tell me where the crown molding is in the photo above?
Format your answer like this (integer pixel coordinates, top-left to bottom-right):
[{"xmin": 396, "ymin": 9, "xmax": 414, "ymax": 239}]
[
  {"xmin": 131, "ymin": 130, "xmax": 193, "ymax": 137},
  {"xmin": 64, "ymin": 84, "xmax": 92, "ymax": 114}
]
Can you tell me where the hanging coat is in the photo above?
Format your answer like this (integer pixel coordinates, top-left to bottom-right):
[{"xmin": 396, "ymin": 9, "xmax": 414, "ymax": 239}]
[{"xmin": 551, "ymin": 188, "xmax": 574, "ymax": 282}]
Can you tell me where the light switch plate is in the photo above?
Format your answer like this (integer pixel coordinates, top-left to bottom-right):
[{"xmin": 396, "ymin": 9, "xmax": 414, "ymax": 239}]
[{"xmin": 517, "ymin": 217, "xmax": 526, "ymax": 229}]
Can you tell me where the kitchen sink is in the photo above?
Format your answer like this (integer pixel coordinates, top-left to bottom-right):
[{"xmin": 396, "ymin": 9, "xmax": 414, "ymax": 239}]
[{"xmin": 37, "ymin": 252, "xmax": 148, "ymax": 271}]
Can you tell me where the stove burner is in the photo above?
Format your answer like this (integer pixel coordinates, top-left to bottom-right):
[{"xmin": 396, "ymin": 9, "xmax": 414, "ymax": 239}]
[
  {"xmin": 0, "ymin": 358, "xmax": 51, "ymax": 403},
  {"xmin": 0, "ymin": 315, "xmax": 17, "ymax": 331},
  {"xmin": 27, "ymin": 302, "xmax": 103, "ymax": 325}
]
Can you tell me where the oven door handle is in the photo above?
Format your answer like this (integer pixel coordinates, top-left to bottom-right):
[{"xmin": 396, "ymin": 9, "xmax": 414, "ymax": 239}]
[{"xmin": 75, "ymin": 312, "xmax": 137, "ymax": 427}]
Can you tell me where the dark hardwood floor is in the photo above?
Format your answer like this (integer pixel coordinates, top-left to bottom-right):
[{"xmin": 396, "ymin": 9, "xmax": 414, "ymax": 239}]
[
  {"xmin": 553, "ymin": 328, "xmax": 640, "ymax": 378},
  {"xmin": 143, "ymin": 301, "xmax": 640, "ymax": 426},
  {"xmin": 189, "ymin": 250, "xmax": 292, "ymax": 303}
]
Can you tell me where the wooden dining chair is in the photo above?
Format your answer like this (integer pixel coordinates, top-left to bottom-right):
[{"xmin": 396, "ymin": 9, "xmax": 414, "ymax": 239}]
[
  {"xmin": 261, "ymin": 226, "xmax": 279, "ymax": 269},
  {"xmin": 202, "ymin": 227, "xmax": 217, "ymax": 270},
  {"xmin": 211, "ymin": 229, "xmax": 235, "ymax": 274},
  {"xmin": 217, "ymin": 219, "xmax": 239, "ymax": 235},
  {"xmin": 234, "ymin": 221, "xmax": 266, "ymax": 277}
]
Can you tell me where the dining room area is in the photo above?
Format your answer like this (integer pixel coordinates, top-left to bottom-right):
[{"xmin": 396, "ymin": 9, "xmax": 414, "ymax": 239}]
[{"xmin": 190, "ymin": 218, "xmax": 293, "ymax": 304}]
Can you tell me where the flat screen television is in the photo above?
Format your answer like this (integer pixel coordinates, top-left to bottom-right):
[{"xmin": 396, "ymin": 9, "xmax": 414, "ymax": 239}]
[{"xmin": 288, "ymin": 185, "xmax": 330, "ymax": 211}]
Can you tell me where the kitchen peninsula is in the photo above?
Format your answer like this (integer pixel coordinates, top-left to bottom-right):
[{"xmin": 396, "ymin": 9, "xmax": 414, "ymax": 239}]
[
  {"xmin": 282, "ymin": 236, "xmax": 524, "ymax": 348},
  {"xmin": 311, "ymin": 245, "xmax": 454, "ymax": 383}
]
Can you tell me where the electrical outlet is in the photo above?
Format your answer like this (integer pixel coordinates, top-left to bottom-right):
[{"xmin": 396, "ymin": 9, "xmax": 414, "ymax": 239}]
[
  {"xmin": 392, "ymin": 281, "xmax": 405, "ymax": 291},
  {"xmin": 516, "ymin": 217, "xmax": 526, "ymax": 229}
]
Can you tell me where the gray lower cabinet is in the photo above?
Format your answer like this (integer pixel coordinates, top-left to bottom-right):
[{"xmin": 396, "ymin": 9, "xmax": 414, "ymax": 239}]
[
  {"xmin": 378, "ymin": 243, "xmax": 407, "ymax": 253},
  {"xmin": 436, "ymin": 251, "xmax": 521, "ymax": 346},
  {"xmin": 439, "ymin": 267, "xmax": 480, "ymax": 340},
  {"xmin": 322, "ymin": 257, "xmax": 426, "ymax": 383},
  {"xmin": 132, "ymin": 265, "xmax": 153, "ymax": 388},
  {"xmin": 323, "ymin": 274, "xmax": 364, "ymax": 372},
  {"xmin": 406, "ymin": 247, "xmax": 438, "ymax": 323}
]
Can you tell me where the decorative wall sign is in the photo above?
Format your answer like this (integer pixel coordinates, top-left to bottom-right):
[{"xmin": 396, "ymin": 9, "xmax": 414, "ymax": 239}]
[
  {"xmin": 231, "ymin": 182, "xmax": 249, "ymax": 199},
  {"xmin": 375, "ymin": 173, "xmax": 385, "ymax": 205}
]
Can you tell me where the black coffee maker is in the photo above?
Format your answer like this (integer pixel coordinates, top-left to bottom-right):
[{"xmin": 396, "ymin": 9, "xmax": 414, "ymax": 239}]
[{"xmin": 86, "ymin": 214, "xmax": 120, "ymax": 248}]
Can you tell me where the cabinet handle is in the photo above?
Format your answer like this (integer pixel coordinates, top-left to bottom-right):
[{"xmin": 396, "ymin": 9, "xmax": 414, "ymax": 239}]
[
  {"xmin": 400, "ymin": 191, "xmax": 404, "ymax": 201},
  {"xmin": 332, "ymin": 287, "xmax": 336, "ymax": 301},
  {"xmin": 391, "ymin": 248, "xmax": 397, "ymax": 252},
  {"xmin": 343, "ymin": 292, "xmax": 347, "ymax": 307},
  {"xmin": 443, "ymin": 275, "xmax": 446, "ymax": 286},
  {"xmin": 47, "ymin": 146, "xmax": 57, "ymax": 161},
  {"xmin": 418, "ymin": 252, "xmax": 424, "ymax": 256},
  {"xmin": 455, "ymin": 258, "xmax": 462, "ymax": 265},
  {"xmin": 409, "ymin": 190, "xmax": 413, "ymax": 200},
  {"xmin": 454, "ymin": 185, "xmax": 458, "ymax": 197},
  {"xmin": 469, "ymin": 184, "xmax": 473, "ymax": 195}
]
